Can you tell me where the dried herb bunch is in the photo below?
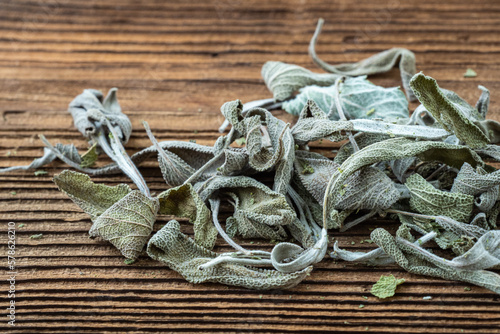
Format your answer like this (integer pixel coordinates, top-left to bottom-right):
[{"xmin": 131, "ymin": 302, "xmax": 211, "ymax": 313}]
[{"xmin": 3, "ymin": 19, "xmax": 500, "ymax": 293}]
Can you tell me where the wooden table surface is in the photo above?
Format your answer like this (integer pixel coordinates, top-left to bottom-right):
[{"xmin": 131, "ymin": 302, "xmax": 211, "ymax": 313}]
[{"xmin": 1, "ymin": 0, "xmax": 500, "ymax": 333}]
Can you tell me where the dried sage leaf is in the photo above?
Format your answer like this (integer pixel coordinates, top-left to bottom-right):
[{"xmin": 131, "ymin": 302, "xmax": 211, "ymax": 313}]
[
  {"xmin": 283, "ymin": 76, "xmax": 409, "ymax": 120},
  {"xmin": 271, "ymin": 228, "xmax": 328, "ymax": 273},
  {"xmin": 53, "ymin": 170, "xmax": 131, "ymax": 220},
  {"xmin": 89, "ymin": 190, "xmax": 159, "ymax": 260},
  {"xmin": 80, "ymin": 143, "xmax": 98, "ymax": 168},
  {"xmin": 261, "ymin": 61, "xmax": 340, "ymax": 101},
  {"xmin": 0, "ymin": 143, "xmax": 79, "ymax": 174},
  {"xmin": 333, "ymin": 166, "xmax": 401, "ymax": 212},
  {"xmin": 409, "ymin": 73, "xmax": 489, "ymax": 149},
  {"xmin": 371, "ymin": 228, "xmax": 500, "ymax": 294},
  {"xmin": 221, "ymin": 100, "xmax": 294, "ymax": 194},
  {"xmin": 157, "ymin": 184, "xmax": 217, "ymax": 250},
  {"xmin": 406, "ymin": 173, "xmax": 474, "ymax": 222},
  {"xmin": 451, "ymin": 162, "xmax": 500, "ymax": 196},
  {"xmin": 147, "ymin": 220, "xmax": 312, "ymax": 290},
  {"xmin": 68, "ymin": 88, "xmax": 132, "ymax": 143},
  {"xmin": 197, "ymin": 176, "xmax": 293, "ymax": 241},
  {"xmin": 309, "ymin": 19, "xmax": 416, "ymax": 101},
  {"xmin": 371, "ymin": 275, "xmax": 405, "ymax": 299},
  {"xmin": 294, "ymin": 150, "xmax": 339, "ymax": 204}
]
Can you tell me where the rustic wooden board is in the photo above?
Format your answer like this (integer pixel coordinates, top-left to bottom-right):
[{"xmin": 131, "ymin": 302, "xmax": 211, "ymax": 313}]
[{"xmin": 1, "ymin": 0, "xmax": 500, "ymax": 333}]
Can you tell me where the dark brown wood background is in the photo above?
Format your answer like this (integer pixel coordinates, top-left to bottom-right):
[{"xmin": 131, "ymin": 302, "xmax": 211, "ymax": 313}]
[{"xmin": 1, "ymin": 0, "xmax": 500, "ymax": 333}]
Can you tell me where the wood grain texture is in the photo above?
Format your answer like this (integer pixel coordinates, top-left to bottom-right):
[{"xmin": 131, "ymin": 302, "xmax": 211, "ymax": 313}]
[{"xmin": 1, "ymin": 0, "xmax": 500, "ymax": 333}]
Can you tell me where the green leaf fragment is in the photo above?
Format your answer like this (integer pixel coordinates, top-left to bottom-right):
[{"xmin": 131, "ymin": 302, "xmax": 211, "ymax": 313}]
[
  {"xmin": 34, "ymin": 170, "xmax": 48, "ymax": 176},
  {"xmin": 464, "ymin": 68, "xmax": 477, "ymax": 78},
  {"xmin": 371, "ymin": 274, "xmax": 405, "ymax": 299},
  {"xmin": 235, "ymin": 137, "xmax": 246, "ymax": 146},
  {"xmin": 30, "ymin": 234, "xmax": 43, "ymax": 239}
]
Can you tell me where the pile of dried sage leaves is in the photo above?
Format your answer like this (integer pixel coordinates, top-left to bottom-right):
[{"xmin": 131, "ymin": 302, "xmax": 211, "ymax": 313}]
[{"xmin": 3, "ymin": 19, "xmax": 500, "ymax": 294}]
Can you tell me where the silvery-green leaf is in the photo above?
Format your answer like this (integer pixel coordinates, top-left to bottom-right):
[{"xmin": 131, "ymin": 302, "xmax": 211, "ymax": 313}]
[
  {"xmin": 331, "ymin": 241, "xmax": 394, "ymax": 266},
  {"xmin": 334, "ymin": 133, "xmax": 391, "ymax": 165},
  {"xmin": 474, "ymin": 119, "xmax": 500, "ymax": 144},
  {"xmin": 291, "ymin": 100, "xmax": 351, "ymax": 145},
  {"xmin": 487, "ymin": 202, "xmax": 500, "ymax": 229},
  {"xmin": 399, "ymin": 231, "xmax": 500, "ymax": 271},
  {"xmin": 283, "ymin": 77, "xmax": 409, "ymax": 120},
  {"xmin": 325, "ymin": 138, "xmax": 483, "ymax": 227},
  {"xmin": 475, "ymin": 186, "xmax": 499, "ymax": 212},
  {"xmin": 441, "ymin": 88, "xmax": 483, "ymax": 121},
  {"xmin": 330, "ymin": 229, "xmax": 436, "ymax": 266},
  {"xmin": 217, "ymin": 149, "xmax": 249, "ymax": 175},
  {"xmin": 197, "ymin": 176, "xmax": 293, "ymax": 241},
  {"xmin": 434, "ymin": 215, "xmax": 488, "ymax": 240},
  {"xmin": 476, "ymin": 144, "xmax": 500, "ymax": 162},
  {"xmin": 68, "ymin": 88, "xmax": 132, "ymax": 143},
  {"xmin": 390, "ymin": 157, "xmax": 416, "ymax": 183},
  {"xmin": 261, "ymin": 61, "xmax": 340, "ymax": 101},
  {"xmin": 333, "ymin": 166, "xmax": 401, "ymax": 212},
  {"xmin": 89, "ymin": 190, "xmax": 159, "ymax": 260},
  {"xmin": 371, "ymin": 228, "xmax": 500, "ymax": 294},
  {"xmin": 409, "ymin": 73, "xmax": 489, "ymax": 149},
  {"xmin": 147, "ymin": 220, "xmax": 312, "ymax": 290},
  {"xmin": 451, "ymin": 162, "xmax": 500, "ymax": 196},
  {"xmin": 350, "ymin": 119, "xmax": 450, "ymax": 140},
  {"xmin": 309, "ymin": 19, "xmax": 416, "ymax": 101},
  {"xmin": 53, "ymin": 170, "xmax": 131, "ymax": 220},
  {"xmin": 271, "ymin": 228, "xmax": 328, "ymax": 273},
  {"xmin": 294, "ymin": 150, "xmax": 339, "ymax": 204},
  {"xmin": 406, "ymin": 173, "xmax": 474, "ymax": 222},
  {"xmin": 157, "ymin": 184, "xmax": 217, "ymax": 250},
  {"xmin": 0, "ymin": 143, "xmax": 80, "ymax": 174},
  {"xmin": 221, "ymin": 100, "xmax": 294, "ymax": 194},
  {"xmin": 476, "ymin": 85, "xmax": 490, "ymax": 119}
]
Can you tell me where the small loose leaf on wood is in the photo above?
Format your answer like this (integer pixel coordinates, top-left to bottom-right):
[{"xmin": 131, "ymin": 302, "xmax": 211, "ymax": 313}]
[{"xmin": 371, "ymin": 275, "xmax": 405, "ymax": 299}]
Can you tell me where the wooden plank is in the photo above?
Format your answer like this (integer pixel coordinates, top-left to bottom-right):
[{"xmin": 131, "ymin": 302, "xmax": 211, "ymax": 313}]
[{"xmin": 1, "ymin": 0, "xmax": 500, "ymax": 333}]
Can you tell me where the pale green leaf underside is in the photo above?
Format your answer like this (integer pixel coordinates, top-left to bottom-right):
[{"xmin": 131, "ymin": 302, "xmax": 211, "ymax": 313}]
[
  {"xmin": 283, "ymin": 77, "xmax": 408, "ymax": 120},
  {"xmin": 89, "ymin": 190, "xmax": 159, "ymax": 260}
]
